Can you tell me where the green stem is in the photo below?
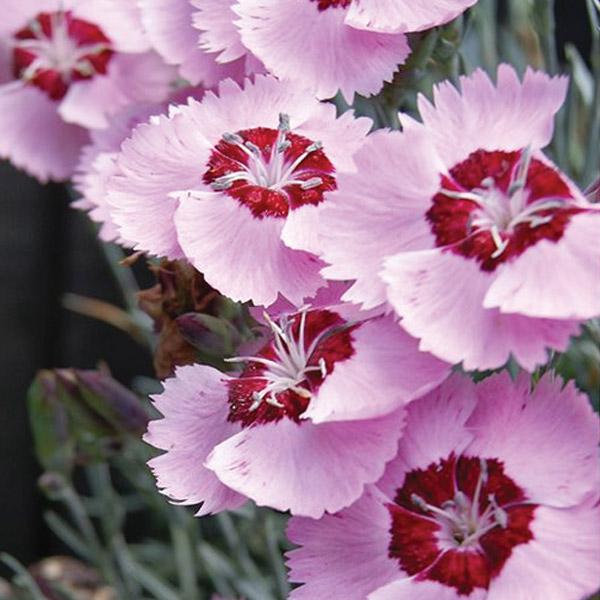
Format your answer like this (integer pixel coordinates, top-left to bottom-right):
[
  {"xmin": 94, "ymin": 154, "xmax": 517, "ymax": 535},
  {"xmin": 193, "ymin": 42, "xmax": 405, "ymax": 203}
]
[
  {"xmin": 98, "ymin": 241, "xmax": 156, "ymax": 350},
  {"xmin": 583, "ymin": 0, "xmax": 600, "ymax": 184},
  {"xmin": 0, "ymin": 554, "xmax": 46, "ymax": 600},
  {"xmin": 94, "ymin": 236, "xmax": 141, "ymax": 314},
  {"xmin": 44, "ymin": 511, "xmax": 92, "ymax": 560},
  {"xmin": 264, "ymin": 514, "xmax": 290, "ymax": 600},
  {"xmin": 86, "ymin": 464, "xmax": 138, "ymax": 599},
  {"xmin": 537, "ymin": 0, "xmax": 559, "ymax": 74},
  {"xmin": 217, "ymin": 513, "xmax": 262, "ymax": 580},
  {"xmin": 475, "ymin": 0, "xmax": 498, "ymax": 72},
  {"xmin": 534, "ymin": 0, "xmax": 568, "ymax": 166},
  {"xmin": 118, "ymin": 552, "xmax": 181, "ymax": 600},
  {"xmin": 39, "ymin": 475, "xmax": 121, "ymax": 591},
  {"xmin": 170, "ymin": 515, "xmax": 201, "ymax": 600}
]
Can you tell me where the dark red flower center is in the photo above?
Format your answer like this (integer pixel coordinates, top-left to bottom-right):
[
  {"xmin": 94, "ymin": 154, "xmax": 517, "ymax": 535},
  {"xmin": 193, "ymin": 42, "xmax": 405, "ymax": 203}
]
[
  {"xmin": 203, "ymin": 114, "xmax": 337, "ymax": 219},
  {"xmin": 12, "ymin": 11, "xmax": 113, "ymax": 101},
  {"xmin": 427, "ymin": 148, "xmax": 584, "ymax": 271},
  {"xmin": 388, "ymin": 454, "xmax": 536, "ymax": 596},
  {"xmin": 311, "ymin": 0, "xmax": 352, "ymax": 10},
  {"xmin": 227, "ymin": 310, "xmax": 355, "ymax": 427}
]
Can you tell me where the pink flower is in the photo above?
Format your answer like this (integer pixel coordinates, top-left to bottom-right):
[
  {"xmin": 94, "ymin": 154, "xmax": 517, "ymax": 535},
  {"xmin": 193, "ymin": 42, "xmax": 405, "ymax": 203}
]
[
  {"xmin": 319, "ymin": 65, "xmax": 600, "ymax": 370},
  {"xmin": 73, "ymin": 87, "xmax": 205, "ymax": 244},
  {"xmin": 73, "ymin": 103, "xmax": 160, "ymax": 244},
  {"xmin": 138, "ymin": 0, "xmax": 262, "ymax": 88},
  {"xmin": 0, "ymin": 0, "xmax": 175, "ymax": 182},
  {"xmin": 287, "ymin": 373, "xmax": 600, "ymax": 600},
  {"xmin": 234, "ymin": 0, "xmax": 411, "ymax": 101},
  {"xmin": 145, "ymin": 306, "xmax": 449, "ymax": 518},
  {"xmin": 107, "ymin": 75, "xmax": 372, "ymax": 306},
  {"xmin": 343, "ymin": 0, "xmax": 479, "ymax": 34},
  {"xmin": 193, "ymin": 0, "xmax": 248, "ymax": 64}
]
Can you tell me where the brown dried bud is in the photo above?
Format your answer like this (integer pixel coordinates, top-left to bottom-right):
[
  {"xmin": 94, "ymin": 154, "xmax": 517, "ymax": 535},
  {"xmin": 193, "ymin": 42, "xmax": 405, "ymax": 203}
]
[
  {"xmin": 153, "ymin": 318, "xmax": 200, "ymax": 379},
  {"xmin": 138, "ymin": 260, "xmax": 224, "ymax": 378},
  {"xmin": 138, "ymin": 259, "xmax": 219, "ymax": 326}
]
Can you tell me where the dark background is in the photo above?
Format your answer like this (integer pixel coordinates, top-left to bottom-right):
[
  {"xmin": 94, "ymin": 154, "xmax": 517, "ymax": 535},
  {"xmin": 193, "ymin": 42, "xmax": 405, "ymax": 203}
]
[
  {"xmin": 0, "ymin": 0, "xmax": 592, "ymax": 570},
  {"xmin": 0, "ymin": 167, "xmax": 154, "ymax": 568}
]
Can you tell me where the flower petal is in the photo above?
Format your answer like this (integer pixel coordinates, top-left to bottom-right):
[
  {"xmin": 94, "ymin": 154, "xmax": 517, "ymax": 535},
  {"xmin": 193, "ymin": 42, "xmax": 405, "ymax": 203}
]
[
  {"xmin": 415, "ymin": 66, "xmax": 568, "ymax": 168},
  {"xmin": 345, "ymin": 0, "xmax": 477, "ymax": 33},
  {"xmin": 484, "ymin": 211, "xmax": 600, "ymax": 320},
  {"xmin": 235, "ymin": 0, "xmax": 410, "ymax": 101},
  {"xmin": 319, "ymin": 128, "xmax": 439, "ymax": 310},
  {"xmin": 370, "ymin": 578, "xmax": 487, "ymax": 600},
  {"xmin": 383, "ymin": 248, "xmax": 580, "ymax": 371},
  {"xmin": 487, "ymin": 502, "xmax": 600, "ymax": 600},
  {"xmin": 108, "ymin": 110, "xmax": 208, "ymax": 258},
  {"xmin": 0, "ymin": 82, "xmax": 88, "ymax": 182},
  {"xmin": 145, "ymin": 365, "xmax": 246, "ymax": 516},
  {"xmin": 465, "ymin": 373, "xmax": 600, "ymax": 508},
  {"xmin": 287, "ymin": 486, "xmax": 398, "ymax": 600},
  {"xmin": 175, "ymin": 192, "xmax": 325, "ymax": 306},
  {"xmin": 305, "ymin": 315, "xmax": 450, "ymax": 423},
  {"xmin": 206, "ymin": 410, "xmax": 405, "ymax": 518},
  {"xmin": 192, "ymin": 0, "xmax": 247, "ymax": 63},
  {"xmin": 58, "ymin": 53, "xmax": 173, "ymax": 130},
  {"xmin": 376, "ymin": 373, "xmax": 476, "ymax": 499}
]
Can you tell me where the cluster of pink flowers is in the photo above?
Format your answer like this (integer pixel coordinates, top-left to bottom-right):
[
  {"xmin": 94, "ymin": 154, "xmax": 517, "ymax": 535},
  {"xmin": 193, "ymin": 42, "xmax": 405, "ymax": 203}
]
[{"xmin": 3, "ymin": 1, "xmax": 599, "ymax": 598}]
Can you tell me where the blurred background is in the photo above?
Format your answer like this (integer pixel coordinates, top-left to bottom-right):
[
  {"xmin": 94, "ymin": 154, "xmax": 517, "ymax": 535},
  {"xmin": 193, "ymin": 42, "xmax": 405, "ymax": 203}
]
[{"xmin": 0, "ymin": 0, "xmax": 596, "ymax": 586}]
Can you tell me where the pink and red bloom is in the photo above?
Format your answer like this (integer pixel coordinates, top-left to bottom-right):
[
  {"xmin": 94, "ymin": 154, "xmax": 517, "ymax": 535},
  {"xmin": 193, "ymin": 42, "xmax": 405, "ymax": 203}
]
[
  {"xmin": 107, "ymin": 75, "xmax": 372, "ymax": 306},
  {"xmin": 0, "ymin": 0, "xmax": 174, "ymax": 182},
  {"xmin": 145, "ymin": 306, "xmax": 449, "ymax": 518},
  {"xmin": 287, "ymin": 373, "xmax": 600, "ymax": 599},
  {"xmin": 319, "ymin": 65, "xmax": 600, "ymax": 370},
  {"xmin": 234, "ymin": 0, "xmax": 411, "ymax": 100},
  {"xmin": 341, "ymin": 0, "xmax": 478, "ymax": 33}
]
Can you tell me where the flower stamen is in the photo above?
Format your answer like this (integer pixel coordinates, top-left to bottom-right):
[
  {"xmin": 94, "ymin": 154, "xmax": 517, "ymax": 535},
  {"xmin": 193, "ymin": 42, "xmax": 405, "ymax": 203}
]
[
  {"xmin": 438, "ymin": 147, "xmax": 573, "ymax": 259},
  {"xmin": 410, "ymin": 458, "xmax": 509, "ymax": 549},
  {"xmin": 209, "ymin": 114, "xmax": 325, "ymax": 198},
  {"xmin": 226, "ymin": 309, "xmax": 338, "ymax": 413}
]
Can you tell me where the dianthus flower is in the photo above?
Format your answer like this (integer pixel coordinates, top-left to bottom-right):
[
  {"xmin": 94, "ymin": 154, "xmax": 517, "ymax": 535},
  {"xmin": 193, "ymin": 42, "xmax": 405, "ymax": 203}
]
[
  {"xmin": 145, "ymin": 306, "xmax": 449, "ymax": 517},
  {"xmin": 341, "ymin": 0, "xmax": 478, "ymax": 33},
  {"xmin": 287, "ymin": 373, "xmax": 600, "ymax": 599},
  {"xmin": 234, "ymin": 0, "xmax": 411, "ymax": 100},
  {"xmin": 0, "ymin": 0, "xmax": 174, "ymax": 181},
  {"xmin": 319, "ymin": 65, "xmax": 600, "ymax": 370},
  {"xmin": 73, "ymin": 88, "xmax": 204, "ymax": 244},
  {"xmin": 107, "ymin": 75, "xmax": 372, "ymax": 306},
  {"xmin": 73, "ymin": 103, "xmax": 159, "ymax": 244},
  {"xmin": 138, "ymin": 0, "xmax": 262, "ymax": 88}
]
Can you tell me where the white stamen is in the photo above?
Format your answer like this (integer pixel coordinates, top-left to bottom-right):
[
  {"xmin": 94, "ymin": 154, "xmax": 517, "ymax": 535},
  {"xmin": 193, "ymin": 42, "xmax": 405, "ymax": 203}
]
[
  {"xmin": 227, "ymin": 310, "xmax": 340, "ymax": 413},
  {"xmin": 223, "ymin": 132, "xmax": 244, "ymax": 144},
  {"xmin": 14, "ymin": 11, "xmax": 111, "ymax": 86},
  {"xmin": 411, "ymin": 458, "xmax": 512, "ymax": 549},
  {"xmin": 508, "ymin": 145, "xmax": 533, "ymax": 197},
  {"xmin": 211, "ymin": 116, "xmax": 327, "ymax": 199},
  {"xmin": 244, "ymin": 141, "xmax": 261, "ymax": 155},
  {"xmin": 489, "ymin": 226, "xmax": 509, "ymax": 258},
  {"xmin": 300, "ymin": 177, "xmax": 324, "ymax": 190},
  {"xmin": 279, "ymin": 112, "xmax": 291, "ymax": 133},
  {"xmin": 318, "ymin": 357, "xmax": 327, "ymax": 378},
  {"xmin": 277, "ymin": 139, "xmax": 292, "ymax": 153},
  {"xmin": 470, "ymin": 459, "xmax": 488, "ymax": 523},
  {"xmin": 488, "ymin": 494, "xmax": 509, "ymax": 529},
  {"xmin": 440, "ymin": 146, "xmax": 570, "ymax": 260}
]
